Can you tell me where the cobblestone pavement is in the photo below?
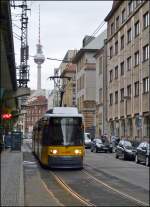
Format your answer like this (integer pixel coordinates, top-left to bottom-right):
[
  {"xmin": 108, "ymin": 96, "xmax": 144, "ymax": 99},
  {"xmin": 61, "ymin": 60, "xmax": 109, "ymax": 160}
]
[{"xmin": 1, "ymin": 149, "xmax": 24, "ymax": 206}]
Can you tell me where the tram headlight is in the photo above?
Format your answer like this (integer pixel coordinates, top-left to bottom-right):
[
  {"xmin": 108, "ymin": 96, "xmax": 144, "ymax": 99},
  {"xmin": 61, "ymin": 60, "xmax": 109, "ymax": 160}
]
[
  {"xmin": 74, "ymin": 149, "xmax": 82, "ymax": 155},
  {"xmin": 50, "ymin": 149, "xmax": 58, "ymax": 154}
]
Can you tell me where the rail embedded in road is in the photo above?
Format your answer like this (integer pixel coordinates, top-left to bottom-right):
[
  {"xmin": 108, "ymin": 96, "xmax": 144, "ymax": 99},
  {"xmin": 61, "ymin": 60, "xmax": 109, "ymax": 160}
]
[{"xmin": 50, "ymin": 171, "xmax": 95, "ymax": 207}]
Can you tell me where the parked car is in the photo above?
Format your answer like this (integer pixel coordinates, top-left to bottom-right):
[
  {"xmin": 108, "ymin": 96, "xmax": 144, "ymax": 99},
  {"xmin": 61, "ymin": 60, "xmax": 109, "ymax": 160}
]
[
  {"xmin": 135, "ymin": 141, "xmax": 150, "ymax": 166},
  {"xmin": 84, "ymin": 133, "xmax": 91, "ymax": 149},
  {"xmin": 91, "ymin": 138, "xmax": 113, "ymax": 153},
  {"xmin": 115, "ymin": 140, "xmax": 136, "ymax": 160}
]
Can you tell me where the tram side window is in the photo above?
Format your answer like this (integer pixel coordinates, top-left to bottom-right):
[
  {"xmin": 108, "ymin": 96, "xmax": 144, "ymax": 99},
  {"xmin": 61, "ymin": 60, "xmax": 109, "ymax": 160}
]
[
  {"xmin": 42, "ymin": 122, "xmax": 50, "ymax": 145},
  {"xmin": 49, "ymin": 119, "xmax": 64, "ymax": 145}
]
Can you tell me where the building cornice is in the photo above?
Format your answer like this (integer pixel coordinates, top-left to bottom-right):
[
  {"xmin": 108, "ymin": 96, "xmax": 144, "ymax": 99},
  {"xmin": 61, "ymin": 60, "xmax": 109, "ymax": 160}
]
[{"xmin": 104, "ymin": 1, "xmax": 122, "ymax": 22}]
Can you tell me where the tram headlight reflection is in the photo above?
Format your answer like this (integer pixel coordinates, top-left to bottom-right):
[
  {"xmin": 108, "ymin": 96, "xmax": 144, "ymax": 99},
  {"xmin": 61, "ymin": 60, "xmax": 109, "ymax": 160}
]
[{"xmin": 74, "ymin": 149, "xmax": 82, "ymax": 155}]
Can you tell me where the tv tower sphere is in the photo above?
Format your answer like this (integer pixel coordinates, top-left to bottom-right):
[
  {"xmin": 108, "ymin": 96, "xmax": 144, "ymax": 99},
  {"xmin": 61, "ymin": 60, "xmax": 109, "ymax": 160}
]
[{"xmin": 34, "ymin": 44, "xmax": 45, "ymax": 64}]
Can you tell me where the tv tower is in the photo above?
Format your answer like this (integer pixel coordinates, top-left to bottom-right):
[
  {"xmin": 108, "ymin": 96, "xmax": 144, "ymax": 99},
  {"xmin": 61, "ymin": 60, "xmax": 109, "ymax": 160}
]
[{"xmin": 34, "ymin": 5, "xmax": 45, "ymax": 90}]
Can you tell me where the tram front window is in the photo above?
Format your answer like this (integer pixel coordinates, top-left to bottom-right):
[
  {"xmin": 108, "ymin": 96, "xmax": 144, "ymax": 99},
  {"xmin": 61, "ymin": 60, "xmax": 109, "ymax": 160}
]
[{"xmin": 49, "ymin": 117, "xmax": 84, "ymax": 146}]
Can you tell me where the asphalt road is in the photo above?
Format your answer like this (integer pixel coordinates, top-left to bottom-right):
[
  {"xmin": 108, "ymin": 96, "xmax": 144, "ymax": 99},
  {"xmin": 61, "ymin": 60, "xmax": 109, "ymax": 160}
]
[
  {"xmin": 23, "ymin": 140, "xmax": 149, "ymax": 206},
  {"xmin": 84, "ymin": 149, "xmax": 149, "ymax": 204}
]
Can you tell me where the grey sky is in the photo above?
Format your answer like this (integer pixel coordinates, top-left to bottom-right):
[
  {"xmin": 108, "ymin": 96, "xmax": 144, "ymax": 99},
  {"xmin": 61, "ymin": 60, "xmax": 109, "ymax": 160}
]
[{"xmin": 12, "ymin": 1, "xmax": 112, "ymax": 90}]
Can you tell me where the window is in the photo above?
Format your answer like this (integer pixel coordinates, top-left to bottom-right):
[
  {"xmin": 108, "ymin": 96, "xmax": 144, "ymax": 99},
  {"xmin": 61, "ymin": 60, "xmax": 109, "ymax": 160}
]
[
  {"xmin": 120, "ymin": 61, "xmax": 124, "ymax": 76},
  {"xmin": 115, "ymin": 66, "xmax": 118, "ymax": 79},
  {"xmin": 120, "ymin": 88, "xmax": 124, "ymax": 102},
  {"xmin": 127, "ymin": 85, "xmax": 131, "ymax": 97},
  {"xmin": 127, "ymin": 56, "xmax": 132, "ymax": 71},
  {"xmin": 127, "ymin": 28, "xmax": 132, "ymax": 43},
  {"xmin": 110, "ymin": 46, "xmax": 113, "ymax": 59},
  {"xmin": 111, "ymin": 22, "xmax": 114, "ymax": 35},
  {"xmin": 115, "ymin": 91, "xmax": 118, "ymax": 104},
  {"xmin": 110, "ymin": 70, "xmax": 113, "ymax": 82},
  {"xmin": 134, "ymin": 51, "xmax": 140, "ymax": 66},
  {"xmin": 134, "ymin": 81, "xmax": 139, "ymax": 96},
  {"xmin": 116, "ymin": 16, "xmax": 119, "ymax": 30},
  {"xmin": 121, "ymin": 35, "xmax": 124, "ymax": 50},
  {"xmin": 143, "ymin": 12, "xmax": 149, "ymax": 29},
  {"xmin": 143, "ymin": 44, "xmax": 149, "ymax": 61},
  {"xmin": 122, "ymin": 9, "xmax": 126, "ymax": 23},
  {"xmin": 143, "ymin": 77, "xmax": 149, "ymax": 93},
  {"xmin": 110, "ymin": 93, "xmax": 113, "ymax": 105},
  {"xmin": 134, "ymin": 21, "xmax": 140, "ymax": 37},
  {"xmin": 128, "ymin": 0, "xmax": 133, "ymax": 15},
  {"xmin": 115, "ymin": 41, "xmax": 118, "ymax": 55}
]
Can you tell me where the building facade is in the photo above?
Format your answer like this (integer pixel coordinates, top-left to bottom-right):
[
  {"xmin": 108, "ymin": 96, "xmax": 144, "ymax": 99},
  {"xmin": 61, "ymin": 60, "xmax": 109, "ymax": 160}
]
[
  {"xmin": 25, "ymin": 90, "xmax": 48, "ymax": 134},
  {"xmin": 62, "ymin": 63, "xmax": 76, "ymax": 107},
  {"xmin": 94, "ymin": 39, "xmax": 108, "ymax": 137},
  {"xmin": 59, "ymin": 50, "xmax": 77, "ymax": 107},
  {"xmin": 105, "ymin": 0, "xmax": 150, "ymax": 140},
  {"xmin": 73, "ymin": 33, "xmax": 107, "ymax": 138},
  {"xmin": 1, "ymin": 1, "xmax": 19, "ymax": 139}
]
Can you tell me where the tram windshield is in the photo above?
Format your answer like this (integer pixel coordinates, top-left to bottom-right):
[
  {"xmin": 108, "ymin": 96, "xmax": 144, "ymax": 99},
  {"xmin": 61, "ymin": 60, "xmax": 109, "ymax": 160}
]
[{"xmin": 47, "ymin": 117, "xmax": 84, "ymax": 146}]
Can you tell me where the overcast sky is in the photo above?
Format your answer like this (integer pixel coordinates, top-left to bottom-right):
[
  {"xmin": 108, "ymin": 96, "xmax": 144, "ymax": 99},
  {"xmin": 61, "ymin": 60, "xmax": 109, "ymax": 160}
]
[{"xmin": 12, "ymin": 1, "xmax": 112, "ymax": 91}]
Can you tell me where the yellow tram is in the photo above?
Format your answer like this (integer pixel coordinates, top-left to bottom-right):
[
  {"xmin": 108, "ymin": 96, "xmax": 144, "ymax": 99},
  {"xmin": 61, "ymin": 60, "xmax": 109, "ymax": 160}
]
[{"xmin": 32, "ymin": 107, "xmax": 85, "ymax": 169}]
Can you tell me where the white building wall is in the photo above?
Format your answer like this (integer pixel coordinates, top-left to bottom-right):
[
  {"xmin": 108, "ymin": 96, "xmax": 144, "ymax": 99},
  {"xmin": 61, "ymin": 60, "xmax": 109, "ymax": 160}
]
[{"xmin": 85, "ymin": 70, "xmax": 96, "ymax": 100}]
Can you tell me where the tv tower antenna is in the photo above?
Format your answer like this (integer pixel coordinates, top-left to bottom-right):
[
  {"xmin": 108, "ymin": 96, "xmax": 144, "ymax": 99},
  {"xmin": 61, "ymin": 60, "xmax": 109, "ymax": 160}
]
[{"xmin": 34, "ymin": 5, "xmax": 45, "ymax": 90}]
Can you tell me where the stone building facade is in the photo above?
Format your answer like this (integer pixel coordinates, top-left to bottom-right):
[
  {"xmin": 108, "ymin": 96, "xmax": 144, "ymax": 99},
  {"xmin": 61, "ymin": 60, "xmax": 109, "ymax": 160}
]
[
  {"xmin": 94, "ymin": 39, "xmax": 108, "ymax": 137},
  {"xmin": 73, "ymin": 33, "xmax": 107, "ymax": 138},
  {"xmin": 105, "ymin": 0, "xmax": 150, "ymax": 140}
]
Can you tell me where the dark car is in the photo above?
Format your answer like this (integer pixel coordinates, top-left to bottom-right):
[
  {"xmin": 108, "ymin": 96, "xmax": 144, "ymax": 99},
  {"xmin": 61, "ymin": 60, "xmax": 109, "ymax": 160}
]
[
  {"xmin": 91, "ymin": 138, "xmax": 113, "ymax": 153},
  {"xmin": 115, "ymin": 140, "xmax": 136, "ymax": 160},
  {"xmin": 135, "ymin": 141, "xmax": 149, "ymax": 166}
]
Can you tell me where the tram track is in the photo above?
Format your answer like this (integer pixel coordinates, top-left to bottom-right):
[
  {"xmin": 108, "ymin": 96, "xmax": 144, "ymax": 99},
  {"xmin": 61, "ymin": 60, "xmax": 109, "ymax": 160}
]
[
  {"xmin": 50, "ymin": 171, "xmax": 95, "ymax": 206},
  {"xmin": 50, "ymin": 169, "xmax": 149, "ymax": 207},
  {"xmin": 24, "ymin": 141, "xmax": 149, "ymax": 206},
  {"xmin": 82, "ymin": 169, "xmax": 149, "ymax": 206}
]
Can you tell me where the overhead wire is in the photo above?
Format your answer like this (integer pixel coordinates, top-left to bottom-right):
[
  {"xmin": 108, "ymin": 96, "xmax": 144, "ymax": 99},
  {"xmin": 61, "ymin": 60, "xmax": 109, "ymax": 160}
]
[{"xmin": 84, "ymin": 20, "xmax": 106, "ymax": 46}]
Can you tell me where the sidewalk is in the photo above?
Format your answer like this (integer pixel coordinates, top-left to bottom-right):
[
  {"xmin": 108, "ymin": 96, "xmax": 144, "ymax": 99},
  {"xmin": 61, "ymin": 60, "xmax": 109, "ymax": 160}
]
[
  {"xmin": 1, "ymin": 148, "xmax": 24, "ymax": 206},
  {"xmin": 1, "ymin": 142, "xmax": 62, "ymax": 206}
]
